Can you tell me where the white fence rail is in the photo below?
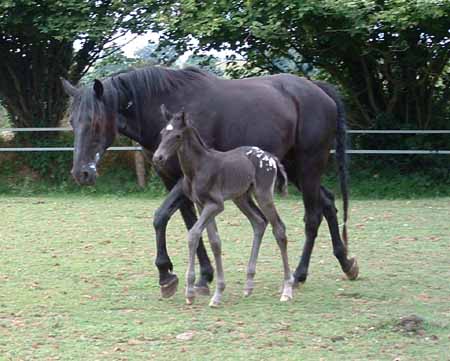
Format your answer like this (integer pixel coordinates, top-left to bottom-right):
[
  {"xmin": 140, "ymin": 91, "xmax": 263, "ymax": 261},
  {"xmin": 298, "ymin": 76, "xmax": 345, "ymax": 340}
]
[{"xmin": 1, "ymin": 128, "xmax": 450, "ymax": 155}]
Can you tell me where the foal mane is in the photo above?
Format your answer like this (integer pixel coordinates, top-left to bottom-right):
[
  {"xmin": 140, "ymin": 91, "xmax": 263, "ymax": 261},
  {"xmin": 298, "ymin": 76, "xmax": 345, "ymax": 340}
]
[{"xmin": 187, "ymin": 124, "xmax": 211, "ymax": 150}]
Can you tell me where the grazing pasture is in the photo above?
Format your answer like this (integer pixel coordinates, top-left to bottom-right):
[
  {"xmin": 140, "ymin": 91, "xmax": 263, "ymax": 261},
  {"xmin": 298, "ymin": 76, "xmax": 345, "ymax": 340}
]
[{"xmin": 0, "ymin": 195, "xmax": 448, "ymax": 360}]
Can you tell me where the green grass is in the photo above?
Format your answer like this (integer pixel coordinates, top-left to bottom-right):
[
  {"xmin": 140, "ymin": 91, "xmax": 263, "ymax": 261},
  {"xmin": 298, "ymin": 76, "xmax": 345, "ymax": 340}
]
[{"xmin": 0, "ymin": 195, "xmax": 449, "ymax": 360}]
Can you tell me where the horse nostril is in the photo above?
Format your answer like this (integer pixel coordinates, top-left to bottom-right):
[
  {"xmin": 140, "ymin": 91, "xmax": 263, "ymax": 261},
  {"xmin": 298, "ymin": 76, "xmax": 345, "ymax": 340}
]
[
  {"xmin": 81, "ymin": 170, "xmax": 90, "ymax": 182},
  {"xmin": 153, "ymin": 154, "xmax": 164, "ymax": 164}
]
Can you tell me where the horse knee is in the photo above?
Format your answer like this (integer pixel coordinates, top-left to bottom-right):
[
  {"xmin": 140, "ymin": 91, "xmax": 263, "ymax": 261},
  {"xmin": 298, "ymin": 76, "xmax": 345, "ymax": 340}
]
[
  {"xmin": 304, "ymin": 212, "xmax": 322, "ymax": 238},
  {"xmin": 153, "ymin": 207, "xmax": 168, "ymax": 230}
]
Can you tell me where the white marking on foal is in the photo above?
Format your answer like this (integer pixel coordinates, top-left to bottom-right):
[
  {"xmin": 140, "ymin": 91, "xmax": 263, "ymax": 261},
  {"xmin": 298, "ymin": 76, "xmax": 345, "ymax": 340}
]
[{"xmin": 166, "ymin": 124, "xmax": 174, "ymax": 131}]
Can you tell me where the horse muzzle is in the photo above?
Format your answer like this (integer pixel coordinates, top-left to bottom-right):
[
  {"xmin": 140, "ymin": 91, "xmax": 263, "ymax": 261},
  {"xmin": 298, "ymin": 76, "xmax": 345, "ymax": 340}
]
[
  {"xmin": 152, "ymin": 152, "xmax": 167, "ymax": 167},
  {"xmin": 71, "ymin": 164, "xmax": 97, "ymax": 186}
]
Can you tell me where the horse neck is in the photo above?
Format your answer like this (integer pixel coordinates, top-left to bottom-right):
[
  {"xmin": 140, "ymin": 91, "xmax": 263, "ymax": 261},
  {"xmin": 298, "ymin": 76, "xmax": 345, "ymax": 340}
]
[{"xmin": 177, "ymin": 128, "xmax": 210, "ymax": 180}]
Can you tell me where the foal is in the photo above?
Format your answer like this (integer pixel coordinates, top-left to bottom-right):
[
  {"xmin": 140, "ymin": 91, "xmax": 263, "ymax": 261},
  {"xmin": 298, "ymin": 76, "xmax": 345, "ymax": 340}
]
[{"xmin": 153, "ymin": 106, "xmax": 294, "ymax": 307}]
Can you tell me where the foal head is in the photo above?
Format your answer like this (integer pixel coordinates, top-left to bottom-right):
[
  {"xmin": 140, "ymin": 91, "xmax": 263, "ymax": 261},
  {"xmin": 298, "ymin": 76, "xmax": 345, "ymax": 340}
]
[{"xmin": 153, "ymin": 105, "xmax": 188, "ymax": 165}]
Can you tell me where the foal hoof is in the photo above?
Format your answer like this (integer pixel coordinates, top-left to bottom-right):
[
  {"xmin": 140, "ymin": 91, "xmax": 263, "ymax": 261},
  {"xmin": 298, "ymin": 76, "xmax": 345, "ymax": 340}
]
[
  {"xmin": 160, "ymin": 274, "xmax": 179, "ymax": 298},
  {"xmin": 280, "ymin": 294, "xmax": 292, "ymax": 302},
  {"xmin": 345, "ymin": 257, "xmax": 359, "ymax": 280},
  {"xmin": 194, "ymin": 285, "xmax": 210, "ymax": 296},
  {"xmin": 209, "ymin": 299, "xmax": 221, "ymax": 308},
  {"xmin": 243, "ymin": 288, "xmax": 253, "ymax": 297}
]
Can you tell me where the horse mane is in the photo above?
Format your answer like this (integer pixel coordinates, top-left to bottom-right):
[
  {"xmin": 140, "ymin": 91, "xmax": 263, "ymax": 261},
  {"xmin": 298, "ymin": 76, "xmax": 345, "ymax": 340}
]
[
  {"xmin": 72, "ymin": 65, "xmax": 212, "ymax": 139},
  {"xmin": 109, "ymin": 65, "xmax": 212, "ymax": 100}
]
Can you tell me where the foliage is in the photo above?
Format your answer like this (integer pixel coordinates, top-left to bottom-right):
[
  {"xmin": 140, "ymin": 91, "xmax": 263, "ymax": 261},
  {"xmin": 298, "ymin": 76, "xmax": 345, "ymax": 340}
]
[
  {"xmin": 155, "ymin": 0, "xmax": 450, "ymax": 129},
  {"xmin": 0, "ymin": 196, "xmax": 449, "ymax": 359},
  {"xmin": 135, "ymin": 42, "xmax": 180, "ymax": 66},
  {"xmin": 0, "ymin": 0, "xmax": 157, "ymax": 129},
  {"xmin": 81, "ymin": 50, "xmax": 136, "ymax": 84},
  {"xmin": 0, "ymin": 103, "xmax": 9, "ymax": 127},
  {"xmin": 184, "ymin": 53, "xmax": 225, "ymax": 76}
]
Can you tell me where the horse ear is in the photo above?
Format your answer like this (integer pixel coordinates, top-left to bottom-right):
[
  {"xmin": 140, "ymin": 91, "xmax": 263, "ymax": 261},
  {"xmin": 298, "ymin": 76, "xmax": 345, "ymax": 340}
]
[
  {"xmin": 60, "ymin": 77, "xmax": 78, "ymax": 97},
  {"xmin": 93, "ymin": 79, "xmax": 104, "ymax": 99},
  {"xmin": 180, "ymin": 111, "xmax": 188, "ymax": 127},
  {"xmin": 160, "ymin": 104, "xmax": 171, "ymax": 122}
]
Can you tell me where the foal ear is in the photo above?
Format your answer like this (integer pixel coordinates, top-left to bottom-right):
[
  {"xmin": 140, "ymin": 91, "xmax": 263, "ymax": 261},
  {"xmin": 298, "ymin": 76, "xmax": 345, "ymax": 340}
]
[
  {"xmin": 60, "ymin": 77, "xmax": 78, "ymax": 97},
  {"xmin": 160, "ymin": 104, "xmax": 172, "ymax": 122},
  {"xmin": 93, "ymin": 79, "xmax": 104, "ymax": 99},
  {"xmin": 180, "ymin": 110, "xmax": 188, "ymax": 127}
]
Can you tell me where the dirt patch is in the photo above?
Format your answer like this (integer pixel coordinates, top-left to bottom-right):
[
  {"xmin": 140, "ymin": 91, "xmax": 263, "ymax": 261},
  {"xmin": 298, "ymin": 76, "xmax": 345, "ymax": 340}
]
[{"xmin": 395, "ymin": 315, "xmax": 425, "ymax": 335}]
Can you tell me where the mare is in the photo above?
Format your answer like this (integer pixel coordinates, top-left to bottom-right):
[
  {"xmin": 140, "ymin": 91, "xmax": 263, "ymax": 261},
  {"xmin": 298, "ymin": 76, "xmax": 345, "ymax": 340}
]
[{"xmin": 61, "ymin": 65, "xmax": 359, "ymax": 298}]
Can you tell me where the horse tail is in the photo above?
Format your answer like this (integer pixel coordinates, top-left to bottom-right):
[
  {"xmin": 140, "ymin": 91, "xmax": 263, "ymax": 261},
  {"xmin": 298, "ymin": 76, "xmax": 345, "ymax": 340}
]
[
  {"xmin": 274, "ymin": 157, "xmax": 288, "ymax": 197},
  {"xmin": 312, "ymin": 81, "xmax": 350, "ymax": 248}
]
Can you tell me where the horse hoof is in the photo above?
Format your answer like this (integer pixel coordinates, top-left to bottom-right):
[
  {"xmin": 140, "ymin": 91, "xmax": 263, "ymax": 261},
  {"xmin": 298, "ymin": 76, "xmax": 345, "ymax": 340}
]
[
  {"xmin": 345, "ymin": 257, "xmax": 359, "ymax": 280},
  {"xmin": 185, "ymin": 297, "xmax": 195, "ymax": 305},
  {"xmin": 194, "ymin": 285, "xmax": 210, "ymax": 296},
  {"xmin": 280, "ymin": 294, "xmax": 292, "ymax": 302},
  {"xmin": 160, "ymin": 274, "xmax": 179, "ymax": 298},
  {"xmin": 292, "ymin": 280, "xmax": 303, "ymax": 289}
]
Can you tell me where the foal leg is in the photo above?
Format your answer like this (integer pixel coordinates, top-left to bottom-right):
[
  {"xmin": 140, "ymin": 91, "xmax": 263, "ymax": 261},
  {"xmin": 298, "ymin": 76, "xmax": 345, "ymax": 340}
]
[
  {"xmin": 179, "ymin": 201, "xmax": 214, "ymax": 295},
  {"xmin": 153, "ymin": 177, "xmax": 214, "ymax": 298},
  {"xmin": 321, "ymin": 186, "xmax": 359, "ymax": 280},
  {"xmin": 206, "ymin": 220, "xmax": 226, "ymax": 307},
  {"xmin": 254, "ymin": 190, "xmax": 293, "ymax": 302},
  {"xmin": 233, "ymin": 194, "xmax": 267, "ymax": 297},
  {"xmin": 185, "ymin": 202, "xmax": 224, "ymax": 305}
]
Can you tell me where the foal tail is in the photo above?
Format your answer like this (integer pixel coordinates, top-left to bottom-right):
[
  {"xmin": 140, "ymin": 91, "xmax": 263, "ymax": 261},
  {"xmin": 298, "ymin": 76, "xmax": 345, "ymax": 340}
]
[
  {"xmin": 312, "ymin": 81, "xmax": 349, "ymax": 247},
  {"xmin": 274, "ymin": 158, "xmax": 288, "ymax": 197}
]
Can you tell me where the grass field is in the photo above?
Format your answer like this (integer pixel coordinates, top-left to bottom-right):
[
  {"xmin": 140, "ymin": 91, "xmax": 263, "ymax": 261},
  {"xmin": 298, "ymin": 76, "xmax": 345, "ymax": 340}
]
[{"xmin": 0, "ymin": 195, "xmax": 449, "ymax": 360}]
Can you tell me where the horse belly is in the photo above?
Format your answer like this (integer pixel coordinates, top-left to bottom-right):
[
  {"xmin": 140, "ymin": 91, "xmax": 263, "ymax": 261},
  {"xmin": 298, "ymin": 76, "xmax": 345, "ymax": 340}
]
[{"xmin": 220, "ymin": 159, "xmax": 255, "ymax": 200}]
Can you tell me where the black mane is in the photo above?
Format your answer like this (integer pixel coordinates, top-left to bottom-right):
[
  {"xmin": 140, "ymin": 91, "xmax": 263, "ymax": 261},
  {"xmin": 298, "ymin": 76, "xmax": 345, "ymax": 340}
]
[{"xmin": 109, "ymin": 66, "xmax": 212, "ymax": 100}]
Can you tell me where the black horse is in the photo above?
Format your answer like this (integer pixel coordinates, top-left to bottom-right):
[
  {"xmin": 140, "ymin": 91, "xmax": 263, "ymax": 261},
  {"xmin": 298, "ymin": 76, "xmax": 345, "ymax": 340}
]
[{"xmin": 61, "ymin": 66, "xmax": 359, "ymax": 298}]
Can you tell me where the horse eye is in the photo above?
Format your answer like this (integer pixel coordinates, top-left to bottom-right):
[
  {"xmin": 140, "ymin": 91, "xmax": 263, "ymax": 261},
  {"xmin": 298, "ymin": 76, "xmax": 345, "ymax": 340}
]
[{"xmin": 176, "ymin": 134, "xmax": 181, "ymax": 139}]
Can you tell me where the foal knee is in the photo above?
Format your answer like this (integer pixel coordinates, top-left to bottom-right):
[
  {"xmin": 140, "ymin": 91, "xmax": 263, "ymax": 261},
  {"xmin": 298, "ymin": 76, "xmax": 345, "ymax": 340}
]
[
  {"xmin": 272, "ymin": 221, "xmax": 287, "ymax": 244},
  {"xmin": 188, "ymin": 228, "xmax": 202, "ymax": 247}
]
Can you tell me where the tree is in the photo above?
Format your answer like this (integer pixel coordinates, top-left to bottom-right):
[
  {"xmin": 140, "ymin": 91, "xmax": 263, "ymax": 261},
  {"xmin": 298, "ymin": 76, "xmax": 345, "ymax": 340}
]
[
  {"xmin": 0, "ymin": 0, "xmax": 155, "ymax": 129},
  {"xmin": 156, "ymin": 0, "xmax": 450, "ymax": 128}
]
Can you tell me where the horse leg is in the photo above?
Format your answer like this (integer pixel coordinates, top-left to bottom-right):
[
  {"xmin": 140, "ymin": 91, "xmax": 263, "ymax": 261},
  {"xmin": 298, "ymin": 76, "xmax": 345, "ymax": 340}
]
[
  {"xmin": 233, "ymin": 194, "xmax": 268, "ymax": 297},
  {"xmin": 153, "ymin": 180, "xmax": 185, "ymax": 298},
  {"xmin": 205, "ymin": 220, "xmax": 226, "ymax": 307},
  {"xmin": 292, "ymin": 156, "xmax": 324, "ymax": 286},
  {"xmin": 185, "ymin": 201, "xmax": 224, "ymax": 305},
  {"xmin": 321, "ymin": 186, "xmax": 359, "ymax": 280},
  {"xmin": 179, "ymin": 201, "xmax": 214, "ymax": 295},
  {"xmin": 254, "ymin": 189, "xmax": 293, "ymax": 302}
]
